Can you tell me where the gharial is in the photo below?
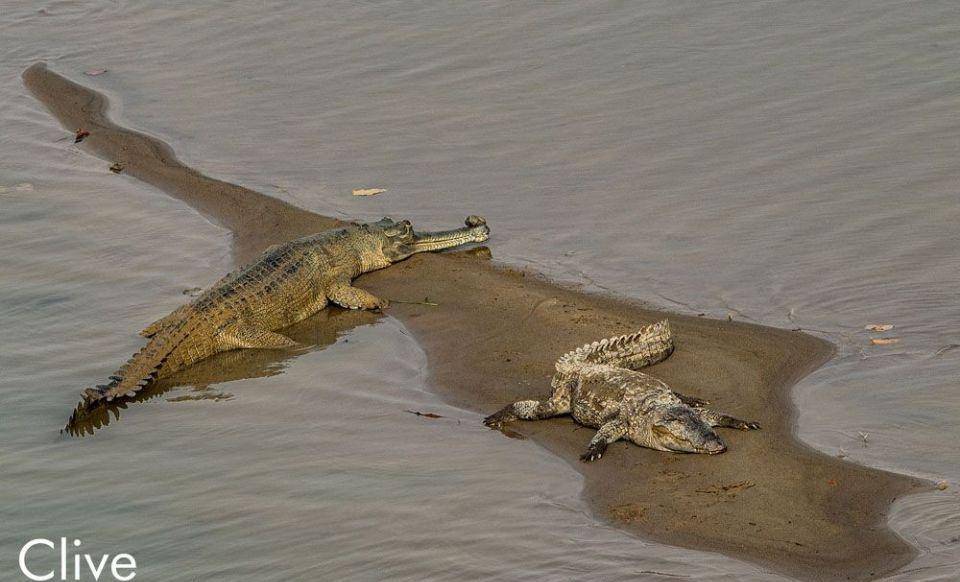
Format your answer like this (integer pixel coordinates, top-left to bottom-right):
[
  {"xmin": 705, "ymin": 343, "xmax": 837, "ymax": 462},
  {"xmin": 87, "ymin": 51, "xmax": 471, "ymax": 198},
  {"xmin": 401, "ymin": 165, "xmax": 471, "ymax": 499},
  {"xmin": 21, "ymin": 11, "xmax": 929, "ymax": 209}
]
[
  {"xmin": 483, "ymin": 320, "xmax": 761, "ymax": 461},
  {"xmin": 68, "ymin": 216, "xmax": 490, "ymax": 428}
]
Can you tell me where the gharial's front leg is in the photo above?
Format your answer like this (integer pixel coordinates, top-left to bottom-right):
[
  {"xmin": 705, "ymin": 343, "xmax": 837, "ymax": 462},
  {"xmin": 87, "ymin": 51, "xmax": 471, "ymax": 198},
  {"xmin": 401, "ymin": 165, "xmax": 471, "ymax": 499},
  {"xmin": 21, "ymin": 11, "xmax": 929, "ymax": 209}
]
[
  {"xmin": 327, "ymin": 279, "xmax": 389, "ymax": 310},
  {"xmin": 699, "ymin": 408, "xmax": 761, "ymax": 430}
]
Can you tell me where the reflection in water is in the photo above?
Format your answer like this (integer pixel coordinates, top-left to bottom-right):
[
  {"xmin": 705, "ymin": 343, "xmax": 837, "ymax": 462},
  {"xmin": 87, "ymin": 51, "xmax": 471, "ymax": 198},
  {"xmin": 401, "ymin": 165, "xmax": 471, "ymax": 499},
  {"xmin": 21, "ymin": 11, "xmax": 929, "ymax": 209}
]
[{"xmin": 64, "ymin": 307, "xmax": 380, "ymax": 436}]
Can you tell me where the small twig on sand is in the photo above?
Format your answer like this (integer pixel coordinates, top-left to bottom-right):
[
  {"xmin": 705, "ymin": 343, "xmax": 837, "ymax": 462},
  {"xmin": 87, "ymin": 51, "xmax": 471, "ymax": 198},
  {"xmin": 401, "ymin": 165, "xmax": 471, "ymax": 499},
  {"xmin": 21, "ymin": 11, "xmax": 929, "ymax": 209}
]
[{"xmin": 390, "ymin": 297, "xmax": 439, "ymax": 307}]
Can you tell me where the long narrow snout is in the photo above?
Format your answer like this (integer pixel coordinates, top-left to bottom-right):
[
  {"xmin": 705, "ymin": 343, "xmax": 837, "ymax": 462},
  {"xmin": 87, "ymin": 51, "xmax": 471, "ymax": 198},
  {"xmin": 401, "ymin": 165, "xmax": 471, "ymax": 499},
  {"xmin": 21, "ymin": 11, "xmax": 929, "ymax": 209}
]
[{"xmin": 409, "ymin": 215, "xmax": 490, "ymax": 253}]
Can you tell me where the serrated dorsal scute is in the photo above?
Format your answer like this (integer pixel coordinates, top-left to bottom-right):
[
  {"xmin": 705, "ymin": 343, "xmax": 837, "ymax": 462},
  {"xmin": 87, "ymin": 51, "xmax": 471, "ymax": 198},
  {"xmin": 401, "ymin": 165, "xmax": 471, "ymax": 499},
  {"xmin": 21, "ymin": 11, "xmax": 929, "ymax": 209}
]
[{"xmin": 553, "ymin": 319, "xmax": 673, "ymax": 374}]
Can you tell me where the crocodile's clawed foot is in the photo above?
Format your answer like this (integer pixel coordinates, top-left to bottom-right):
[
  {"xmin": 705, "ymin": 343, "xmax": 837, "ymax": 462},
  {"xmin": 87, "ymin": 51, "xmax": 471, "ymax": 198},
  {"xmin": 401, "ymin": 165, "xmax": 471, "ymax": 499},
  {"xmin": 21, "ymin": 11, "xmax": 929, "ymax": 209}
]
[
  {"xmin": 482, "ymin": 415, "xmax": 505, "ymax": 429},
  {"xmin": 580, "ymin": 442, "xmax": 608, "ymax": 463},
  {"xmin": 676, "ymin": 392, "xmax": 710, "ymax": 408},
  {"xmin": 483, "ymin": 407, "xmax": 516, "ymax": 430},
  {"xmin": 482, "ymin": 416, "xmax": 500, "ymax": 429},
  {"xmin": 739, "ymin": 420, "xmax": 761, "ymax": 430}
]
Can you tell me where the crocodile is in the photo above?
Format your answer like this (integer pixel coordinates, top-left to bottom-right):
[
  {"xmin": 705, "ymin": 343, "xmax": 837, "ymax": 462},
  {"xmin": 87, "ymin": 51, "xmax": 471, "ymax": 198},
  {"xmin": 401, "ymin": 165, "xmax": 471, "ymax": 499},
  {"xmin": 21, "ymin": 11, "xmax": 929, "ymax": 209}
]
[
  {"xmin": 68, "ymin": 215, "xmax": 490, "ymax": 427},
  {"xmin": 483, "ymin": 320, "xmax": 761, "ymax": 461}
]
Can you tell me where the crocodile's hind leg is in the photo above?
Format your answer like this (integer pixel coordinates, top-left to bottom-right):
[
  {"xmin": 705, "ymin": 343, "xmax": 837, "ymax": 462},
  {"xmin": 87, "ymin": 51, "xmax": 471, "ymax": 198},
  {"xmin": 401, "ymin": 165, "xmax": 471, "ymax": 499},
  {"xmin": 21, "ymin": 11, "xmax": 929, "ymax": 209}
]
[
  {"xmin": 327, "ymin": 279, "xmax": 389, "ymax": 310},
  {"xmin": 483, "ymin": 378, "xmax": 573, "ymax": 428},
  {"xmin": 581, "ymin": 418, "xmax": 628, "ymax": 462},
  {"xmin": 219, "ymin": 326, "xmax": 299, "ymax": 349},
  {"xmin": 699, "ymin": 408, "xmax": 761, "ymax": 430}
]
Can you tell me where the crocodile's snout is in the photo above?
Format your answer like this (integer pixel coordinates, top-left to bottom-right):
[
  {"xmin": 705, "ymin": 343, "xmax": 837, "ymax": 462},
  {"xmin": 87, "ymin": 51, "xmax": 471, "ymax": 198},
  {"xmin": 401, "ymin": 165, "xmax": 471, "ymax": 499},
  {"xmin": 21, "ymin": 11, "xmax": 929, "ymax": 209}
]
[{"xmin": 705, "ymin": 438, "xmax": 727, "ymax": 455}]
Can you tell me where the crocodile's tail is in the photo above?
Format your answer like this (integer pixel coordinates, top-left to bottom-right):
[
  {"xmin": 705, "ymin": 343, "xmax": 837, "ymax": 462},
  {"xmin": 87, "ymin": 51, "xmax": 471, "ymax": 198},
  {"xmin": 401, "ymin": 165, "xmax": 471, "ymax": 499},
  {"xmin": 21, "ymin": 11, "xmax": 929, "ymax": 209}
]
[
  {"xmin": 555, "ymin": 320, "xmax": 674, "ymax": 375},
  {"xmin": 67, "ymin": 328, "xmax": 187, "ymax": 429}
]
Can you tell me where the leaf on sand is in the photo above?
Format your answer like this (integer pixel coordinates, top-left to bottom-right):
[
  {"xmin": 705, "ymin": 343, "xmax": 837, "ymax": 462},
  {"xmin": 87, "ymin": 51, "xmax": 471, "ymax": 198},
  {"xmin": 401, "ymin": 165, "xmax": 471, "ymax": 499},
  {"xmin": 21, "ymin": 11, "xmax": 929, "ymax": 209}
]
[
  {"xmin": 75, "ymin": 128, "xmax": 90, "ymax": 143},
  {"xmin": 406, "ymin": 410, "xmax": 443, "ymax": 419},
  {"xmin": 352, "ymin": 188, "xmax": 386, "ymax": 197},
  {"xmin": 870, "ymin": 337, "xmax": 900, "ymax": 346},
  {"xmin": 865, "ymin": 324, "xmax": 894, "ymax": 332},
  {"xmin": 109, "ymin": 162, "xmax": 124, "ymax": 174},
  {"xmin": 84, "ymin": 68, "xmax": 108, "ymax": 76}
]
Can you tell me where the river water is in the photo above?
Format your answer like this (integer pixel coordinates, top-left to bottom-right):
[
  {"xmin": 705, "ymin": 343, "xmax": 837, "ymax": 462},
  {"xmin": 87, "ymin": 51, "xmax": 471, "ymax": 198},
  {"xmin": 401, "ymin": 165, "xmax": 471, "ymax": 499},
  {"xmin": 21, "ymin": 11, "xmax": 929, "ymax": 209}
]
[{"xmin": 1, "ymin": 1, "xmax": 958, "ymax": 580}]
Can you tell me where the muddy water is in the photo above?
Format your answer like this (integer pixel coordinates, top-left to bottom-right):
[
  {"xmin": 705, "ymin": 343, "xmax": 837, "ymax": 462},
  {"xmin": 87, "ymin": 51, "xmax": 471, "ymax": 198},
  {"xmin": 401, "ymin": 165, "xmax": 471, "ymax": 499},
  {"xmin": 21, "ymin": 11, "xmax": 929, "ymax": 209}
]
[{"xmin": 2, "ymin": 1, "xmax": 959, "ymax": 579}]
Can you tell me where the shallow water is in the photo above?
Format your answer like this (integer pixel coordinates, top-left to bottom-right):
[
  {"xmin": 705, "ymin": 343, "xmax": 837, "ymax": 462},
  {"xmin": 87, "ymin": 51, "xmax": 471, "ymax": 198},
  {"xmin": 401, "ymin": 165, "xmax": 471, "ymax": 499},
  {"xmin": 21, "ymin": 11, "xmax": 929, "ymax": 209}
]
[{"xmin": 2, "ymin": 0, "xmax": 959, "ymax": 579}]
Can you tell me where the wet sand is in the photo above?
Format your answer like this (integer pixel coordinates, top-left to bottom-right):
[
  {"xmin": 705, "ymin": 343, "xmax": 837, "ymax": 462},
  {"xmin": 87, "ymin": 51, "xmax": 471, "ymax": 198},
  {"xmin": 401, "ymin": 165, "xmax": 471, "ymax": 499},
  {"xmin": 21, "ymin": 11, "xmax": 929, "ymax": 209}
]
[{"xmin": 23, "ymin": 62, "xmax": 931, "ymax": 580}]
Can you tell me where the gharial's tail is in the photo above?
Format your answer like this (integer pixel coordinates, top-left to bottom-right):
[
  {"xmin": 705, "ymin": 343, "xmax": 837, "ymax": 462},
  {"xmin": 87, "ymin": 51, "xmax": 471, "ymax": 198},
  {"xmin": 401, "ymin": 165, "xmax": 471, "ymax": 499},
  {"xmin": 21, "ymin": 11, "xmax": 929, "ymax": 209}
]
[
  {"xmin": 555, "ymin": 319, "xmax": 674, "ymax": 375},
  {"xmin": 66, "ymin": 332, "xmax": 182, "ymax": 431}
]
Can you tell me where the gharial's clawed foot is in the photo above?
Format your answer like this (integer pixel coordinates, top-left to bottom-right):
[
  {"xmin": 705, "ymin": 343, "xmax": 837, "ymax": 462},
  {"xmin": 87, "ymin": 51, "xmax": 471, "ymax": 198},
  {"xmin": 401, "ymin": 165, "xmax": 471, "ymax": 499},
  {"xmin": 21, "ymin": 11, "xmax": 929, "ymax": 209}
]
[
  {"xmin": 580, "ymin": 442, "xmax": 608, "ymax": 462},
  {"xmin": 350, "ymin": 297, "xmax": 389, "ymax": 310}
]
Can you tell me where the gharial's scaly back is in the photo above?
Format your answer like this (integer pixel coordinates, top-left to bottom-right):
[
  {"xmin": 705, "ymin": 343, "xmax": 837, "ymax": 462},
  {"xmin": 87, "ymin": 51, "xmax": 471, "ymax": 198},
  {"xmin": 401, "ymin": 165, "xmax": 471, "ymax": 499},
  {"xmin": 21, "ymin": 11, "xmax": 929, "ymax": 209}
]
[{"xmin": 555, "ymin": 319, "xmax": 674, "ymax": 376}]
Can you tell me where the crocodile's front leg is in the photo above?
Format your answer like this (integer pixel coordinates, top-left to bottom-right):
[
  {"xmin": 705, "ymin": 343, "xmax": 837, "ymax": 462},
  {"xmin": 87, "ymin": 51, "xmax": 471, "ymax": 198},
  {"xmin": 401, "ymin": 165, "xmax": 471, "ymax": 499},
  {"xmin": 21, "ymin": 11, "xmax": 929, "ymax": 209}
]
[
  {"xmin": 581, "ymin": 418, "xmax": 627, "ymax": 462},
  {"xmin": 327, "ymin": 278, "xmax": 389, "ymax": 310},
  {"xmin": 483, "ymin": 394, "xmax": 571, "ymax": 428},
  {"xmin": 674, "ymin": 391, "xmax": 710, "ymax": 408},
  {"xmin": 699, "ymin": 408, "xmax": 761, "ymax": 430}
]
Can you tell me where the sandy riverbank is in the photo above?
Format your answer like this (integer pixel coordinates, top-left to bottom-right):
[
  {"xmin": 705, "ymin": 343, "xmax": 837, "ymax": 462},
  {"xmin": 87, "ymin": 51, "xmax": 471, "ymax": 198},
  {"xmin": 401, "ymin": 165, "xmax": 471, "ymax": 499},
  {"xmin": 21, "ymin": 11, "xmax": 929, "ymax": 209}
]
[{"xmin": 23, "ymin": 62, "xmax": 930, "ymax": 581}]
